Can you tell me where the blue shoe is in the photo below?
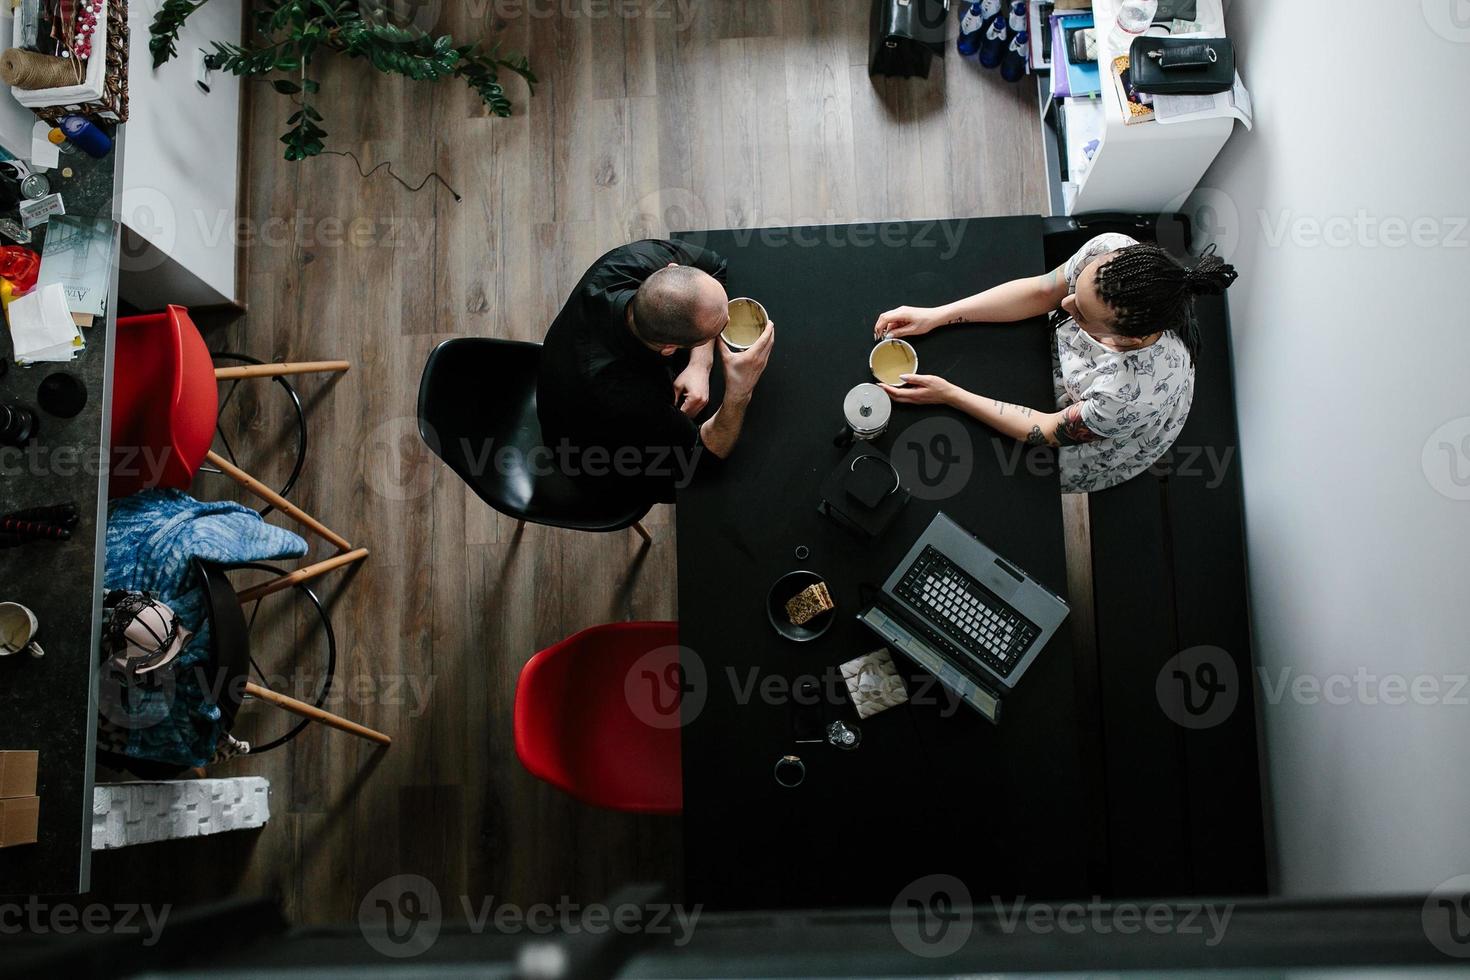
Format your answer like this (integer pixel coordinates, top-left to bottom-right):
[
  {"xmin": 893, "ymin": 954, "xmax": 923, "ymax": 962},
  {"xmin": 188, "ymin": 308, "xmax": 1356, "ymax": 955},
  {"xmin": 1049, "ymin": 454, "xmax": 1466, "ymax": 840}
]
[
  {"xmin": 1001, "ymin": 29, "xmax": 1030, "ymax": 82},
  {"xmin": 956, "ymin": 0, "xmax": 1001, "ymax": 57},
  {"xmin": 978, "ymin": 10, "xmax": 1012, "ymax": 69}
]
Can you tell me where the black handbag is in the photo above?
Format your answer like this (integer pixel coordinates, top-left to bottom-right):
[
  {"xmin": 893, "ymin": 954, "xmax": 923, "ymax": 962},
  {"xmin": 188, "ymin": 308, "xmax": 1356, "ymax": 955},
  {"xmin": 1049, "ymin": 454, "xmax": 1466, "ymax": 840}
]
[
  {"xmin": 1129, "ymin": 36, "xmax": 1235, "ymax": 95},
  {"xmin": 869, "ymin": 0, "xmax": 949, "ymax": 79}
]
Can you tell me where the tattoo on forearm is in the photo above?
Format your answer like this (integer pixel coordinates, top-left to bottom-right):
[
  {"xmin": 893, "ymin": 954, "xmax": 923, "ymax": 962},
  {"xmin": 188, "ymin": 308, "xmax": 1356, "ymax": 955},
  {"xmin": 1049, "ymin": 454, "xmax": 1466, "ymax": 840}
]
[
  {"xmin": 1026, "ymin": 425, "xmax": 1045, "ymax": 446},
  {"xmin": 1053, "ymin": 403, "xmax": 1100, "ymax": 447},
  {"xmin": 994, "ymin": 400, "xmax": 1032, "ymax": 419}
]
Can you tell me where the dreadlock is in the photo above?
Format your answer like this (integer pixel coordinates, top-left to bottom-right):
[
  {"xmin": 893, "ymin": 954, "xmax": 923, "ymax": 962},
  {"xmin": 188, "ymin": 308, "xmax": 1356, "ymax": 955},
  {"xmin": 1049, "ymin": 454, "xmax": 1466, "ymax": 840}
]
[{"xmin": 1093, "ymin": 243, "xmax": 1239, "ymax": 362}]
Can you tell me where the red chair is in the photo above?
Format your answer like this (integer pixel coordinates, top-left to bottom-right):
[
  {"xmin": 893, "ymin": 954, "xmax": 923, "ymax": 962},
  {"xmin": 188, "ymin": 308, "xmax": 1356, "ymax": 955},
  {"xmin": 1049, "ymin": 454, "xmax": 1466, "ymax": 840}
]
[
  {"xmin": 110, "ymin": 304, "xmax": 368, "ymax": 601},
  {"xmin": 514, "ymin": 622, "xmax": 683, "ymax": 814}
]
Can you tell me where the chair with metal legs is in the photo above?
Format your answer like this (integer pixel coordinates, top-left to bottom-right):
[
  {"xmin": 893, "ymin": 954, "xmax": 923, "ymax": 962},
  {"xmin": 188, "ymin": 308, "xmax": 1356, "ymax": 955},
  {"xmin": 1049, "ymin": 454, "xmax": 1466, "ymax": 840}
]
[{"xmin": 109, "ymin": 305, "xmax": 368, "ymax": 598}]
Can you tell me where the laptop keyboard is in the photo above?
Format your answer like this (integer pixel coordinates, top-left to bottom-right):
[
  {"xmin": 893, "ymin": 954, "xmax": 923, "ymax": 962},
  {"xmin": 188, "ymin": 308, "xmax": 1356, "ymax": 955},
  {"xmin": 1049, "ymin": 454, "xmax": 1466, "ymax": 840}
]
[{"xmin": 894, "ymin": 546, "xmax": 1040, "ymax": 678}]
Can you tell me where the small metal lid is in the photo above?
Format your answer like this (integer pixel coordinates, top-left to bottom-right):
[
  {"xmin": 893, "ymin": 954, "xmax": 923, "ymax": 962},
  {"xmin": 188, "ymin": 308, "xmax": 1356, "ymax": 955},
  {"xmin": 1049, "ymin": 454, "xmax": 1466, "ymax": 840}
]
[{"xmin": 842, "ymin": 383, "xmax": 891, "ymax": 435}]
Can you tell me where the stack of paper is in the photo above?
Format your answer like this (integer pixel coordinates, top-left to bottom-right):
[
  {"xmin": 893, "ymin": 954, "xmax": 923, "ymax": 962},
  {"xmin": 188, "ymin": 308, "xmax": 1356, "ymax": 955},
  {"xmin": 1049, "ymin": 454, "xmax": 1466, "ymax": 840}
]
[
  {"xmin": 37, "ymin": 214, "xmax": 115, "ymax": 326},
  {"xmin": 7, "ymin": 282, "xmax": 84, "ymax": 363}
]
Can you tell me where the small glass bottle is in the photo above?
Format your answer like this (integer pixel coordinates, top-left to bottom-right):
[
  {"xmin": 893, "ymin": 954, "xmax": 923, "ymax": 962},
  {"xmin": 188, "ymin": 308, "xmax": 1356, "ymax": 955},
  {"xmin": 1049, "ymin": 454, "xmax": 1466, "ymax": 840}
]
[{"xmin": 1109, "ymin": 0, "xmax": 1158, "ymax": 53}]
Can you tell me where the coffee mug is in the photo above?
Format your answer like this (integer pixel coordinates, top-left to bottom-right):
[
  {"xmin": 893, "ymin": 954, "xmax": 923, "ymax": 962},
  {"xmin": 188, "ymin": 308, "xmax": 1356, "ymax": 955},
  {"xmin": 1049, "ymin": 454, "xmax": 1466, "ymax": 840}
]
[
  {"xmin": 870, "ymin": 338, "xmax": 918, "ymax": 387},
  {"xmin": 0, "ymin": 602, "xmax": 44, "ymax": 658},
  {"xmin": 722, "ymin": 297, "xmax": 768, "ymax": 352}
]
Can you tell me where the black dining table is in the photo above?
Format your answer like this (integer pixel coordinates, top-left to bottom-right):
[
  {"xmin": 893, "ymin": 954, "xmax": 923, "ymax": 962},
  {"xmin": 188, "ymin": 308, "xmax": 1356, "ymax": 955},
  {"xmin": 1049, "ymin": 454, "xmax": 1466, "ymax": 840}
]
[{"xmin": 675, "ymin": 216, "xmax": 1094, "ymax": 910}]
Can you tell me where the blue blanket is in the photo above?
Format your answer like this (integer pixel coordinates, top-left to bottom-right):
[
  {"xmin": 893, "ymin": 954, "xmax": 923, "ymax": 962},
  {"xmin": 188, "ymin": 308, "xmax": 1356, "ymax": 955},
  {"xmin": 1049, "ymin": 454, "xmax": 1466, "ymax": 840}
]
[{"xmin": 102, "ymin": 490, "xmax": 307, "ymax": 766}]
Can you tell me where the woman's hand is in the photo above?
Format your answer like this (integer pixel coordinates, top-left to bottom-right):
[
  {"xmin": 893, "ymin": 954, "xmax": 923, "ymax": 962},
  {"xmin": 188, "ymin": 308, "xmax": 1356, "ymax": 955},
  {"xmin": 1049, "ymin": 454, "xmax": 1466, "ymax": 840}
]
[
  {"xmin": 879, "ymin": 374, "xmax": 960, "ymax": 406},
  {"xmin": 873, "ymin": 306, "xmax": 944, "ymax": 340}
]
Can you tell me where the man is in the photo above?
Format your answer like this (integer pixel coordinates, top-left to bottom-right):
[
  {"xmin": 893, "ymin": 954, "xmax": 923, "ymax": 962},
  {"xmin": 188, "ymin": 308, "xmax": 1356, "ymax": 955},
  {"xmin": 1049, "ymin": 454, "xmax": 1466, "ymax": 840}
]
[{"xmin": 537, "ymin": 239, "xmax": 775, "ymax": 503}]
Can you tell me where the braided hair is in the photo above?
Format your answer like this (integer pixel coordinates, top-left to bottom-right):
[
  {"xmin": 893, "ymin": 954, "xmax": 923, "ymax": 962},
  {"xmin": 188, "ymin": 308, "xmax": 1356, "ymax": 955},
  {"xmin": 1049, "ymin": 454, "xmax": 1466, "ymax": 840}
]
[{"xmin": 1093, "ymin": 243, "xmax": 1239, "ymax": 362}]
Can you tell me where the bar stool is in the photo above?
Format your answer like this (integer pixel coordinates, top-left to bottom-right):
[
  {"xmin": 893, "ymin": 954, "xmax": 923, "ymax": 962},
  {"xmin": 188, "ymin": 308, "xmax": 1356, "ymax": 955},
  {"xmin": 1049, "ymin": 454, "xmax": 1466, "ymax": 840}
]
[{"xmin": 109, "ymin": 305, "xmax": 368, "ymax": 597}]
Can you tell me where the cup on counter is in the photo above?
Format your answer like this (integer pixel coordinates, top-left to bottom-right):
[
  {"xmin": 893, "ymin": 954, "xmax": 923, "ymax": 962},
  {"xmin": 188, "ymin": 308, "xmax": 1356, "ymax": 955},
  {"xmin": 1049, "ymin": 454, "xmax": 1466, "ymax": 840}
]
[
  {"xmin": 869, "ymin": 337, "xmax": 918, "ymax": 387},
  {"xmin": 0, "ymin": 602, "xmax": 44, "ymax": 658},
  {"xmin": 721, "ymin": 297, "xmax": 768, "ymax": 352}
]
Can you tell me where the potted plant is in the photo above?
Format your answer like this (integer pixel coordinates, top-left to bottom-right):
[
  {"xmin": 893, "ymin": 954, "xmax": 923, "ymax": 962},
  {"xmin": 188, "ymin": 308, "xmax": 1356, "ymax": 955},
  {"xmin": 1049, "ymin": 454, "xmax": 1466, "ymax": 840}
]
[{"xmin": 150, "ymin": 0, "xmax": 535, "ymax": 160}]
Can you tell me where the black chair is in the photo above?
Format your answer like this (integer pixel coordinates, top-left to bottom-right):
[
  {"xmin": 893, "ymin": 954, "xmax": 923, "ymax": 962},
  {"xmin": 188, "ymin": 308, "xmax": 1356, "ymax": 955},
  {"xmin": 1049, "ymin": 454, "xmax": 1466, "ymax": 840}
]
[
  {"xmin": 194, "ymin": 558, "xmax": 390, "ymax": 751},
  {"xmin": 96, "ymin": 559, "xmax": 389, "ymax": 779},
  {"xmin": 416, "ymin": 338, "xmax": 653, "ymax": 541}
]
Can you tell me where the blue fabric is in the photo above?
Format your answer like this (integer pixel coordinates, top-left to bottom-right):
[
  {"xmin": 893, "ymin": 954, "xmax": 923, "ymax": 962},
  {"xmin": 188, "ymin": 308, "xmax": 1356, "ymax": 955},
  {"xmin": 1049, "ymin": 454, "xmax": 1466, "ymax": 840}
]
[{"xmin": 102, "ymin": 490, "xmax": 308, "ymax": 766}]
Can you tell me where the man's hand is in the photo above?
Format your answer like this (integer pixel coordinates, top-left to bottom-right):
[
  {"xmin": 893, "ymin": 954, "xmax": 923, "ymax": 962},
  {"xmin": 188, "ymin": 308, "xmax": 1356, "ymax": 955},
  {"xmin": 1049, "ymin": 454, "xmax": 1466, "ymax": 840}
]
[
  {"xmin": 720, "ymin": 320, "xmax": 775, "ymax": 400},
  {"xmin": 879, "ymin": 373, "xmax": 957, "ymax": 406},
  {"xmin": 673, "ymin": 361, "xmax": 711, "ymax": 417},
  {"xmin": 873, "ymin": 306, "xmax": 943, "ymax": 340}
]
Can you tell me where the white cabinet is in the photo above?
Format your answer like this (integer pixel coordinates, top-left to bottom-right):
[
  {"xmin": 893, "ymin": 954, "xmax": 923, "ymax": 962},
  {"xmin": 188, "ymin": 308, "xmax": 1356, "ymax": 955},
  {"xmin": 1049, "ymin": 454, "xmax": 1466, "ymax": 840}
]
[
  {"xmin": 1041, "ymin": 0, "xmax": 1237, "ymax": 217},
  {"xmin": 118, "ymin": 0, "xmax": 243, "ymax": 309}
]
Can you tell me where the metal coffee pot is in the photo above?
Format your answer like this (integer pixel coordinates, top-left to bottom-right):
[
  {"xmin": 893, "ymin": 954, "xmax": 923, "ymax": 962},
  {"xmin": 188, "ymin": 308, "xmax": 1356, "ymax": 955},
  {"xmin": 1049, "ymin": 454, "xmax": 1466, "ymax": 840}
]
[{"xmin": 834, "ymin": 383, "xmax": 892, "ymax": 448}]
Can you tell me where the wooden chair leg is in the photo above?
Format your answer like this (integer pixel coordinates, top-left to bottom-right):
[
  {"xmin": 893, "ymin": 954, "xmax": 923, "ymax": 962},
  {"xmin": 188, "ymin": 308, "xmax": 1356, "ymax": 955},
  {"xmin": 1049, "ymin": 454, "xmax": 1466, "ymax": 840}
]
[
  {"xmin": 244, "ymin": 681, "xmax": 391, "ymax": 746},
  {"xmin": 235, "ymin": 548, "xmax": 370, "ymax": 604},
  {"xmin": 213, "ymin": 360, "xmax": 351, "ymax": 380},
  {"xmin": 632, "ymin": 521, "xmax": 652, "ymax": 544},
  {"xmin": 205, "ymin": 451, "xmax": 353, "ymax": 552}
]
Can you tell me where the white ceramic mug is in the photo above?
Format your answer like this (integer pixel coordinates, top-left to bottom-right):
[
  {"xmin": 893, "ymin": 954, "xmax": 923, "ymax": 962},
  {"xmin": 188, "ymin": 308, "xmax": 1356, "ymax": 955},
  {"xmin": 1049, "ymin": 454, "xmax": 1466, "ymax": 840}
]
[
  {"xmin": 0, "ymin": 602, "xmax": 44, "ymax": 658},
  {"xmin": 721, "ymin": 297, "xmax": 769, "ymax": 352}
]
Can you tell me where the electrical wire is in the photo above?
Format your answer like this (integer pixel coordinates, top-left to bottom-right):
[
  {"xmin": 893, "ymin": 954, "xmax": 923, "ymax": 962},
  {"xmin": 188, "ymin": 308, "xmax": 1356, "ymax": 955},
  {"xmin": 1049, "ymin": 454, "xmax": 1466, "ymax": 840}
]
[{"xmin": 320, "ymin": 149, "xmax": 462, "ymax": 202}]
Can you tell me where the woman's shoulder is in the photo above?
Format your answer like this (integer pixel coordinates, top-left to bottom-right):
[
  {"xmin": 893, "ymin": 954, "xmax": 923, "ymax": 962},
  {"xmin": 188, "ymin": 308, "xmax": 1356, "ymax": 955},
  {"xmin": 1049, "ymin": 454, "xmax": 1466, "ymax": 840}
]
[{"xmin": 1064, "ymin": 233, "xmax": 1142, "ymax": 287}]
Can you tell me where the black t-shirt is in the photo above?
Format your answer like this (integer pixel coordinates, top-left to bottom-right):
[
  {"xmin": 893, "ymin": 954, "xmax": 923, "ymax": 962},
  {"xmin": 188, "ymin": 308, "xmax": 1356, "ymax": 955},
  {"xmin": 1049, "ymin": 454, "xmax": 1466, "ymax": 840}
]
[{"xmin": 537, "ymin": 239, "xmax": 728, "ymax": 500}]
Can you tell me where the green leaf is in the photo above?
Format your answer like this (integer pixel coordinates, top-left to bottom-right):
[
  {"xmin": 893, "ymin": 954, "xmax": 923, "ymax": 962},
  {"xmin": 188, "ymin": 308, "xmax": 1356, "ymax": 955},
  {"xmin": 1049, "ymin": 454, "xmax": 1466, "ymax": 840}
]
[{"xmin": 272, "ymin": 78, "xmax": 302, "ymax": 94}]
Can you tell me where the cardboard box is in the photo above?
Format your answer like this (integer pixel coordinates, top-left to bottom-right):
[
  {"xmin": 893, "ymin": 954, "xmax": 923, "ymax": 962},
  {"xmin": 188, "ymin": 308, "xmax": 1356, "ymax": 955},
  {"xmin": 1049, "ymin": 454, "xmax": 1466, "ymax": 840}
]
[
  {"xmin": 0, "ymin": 751, "xmax": 38, "ymax": 799},
  {"xmin": 0, "ymin": 796, "xmax": 39, "ymax": 847}
]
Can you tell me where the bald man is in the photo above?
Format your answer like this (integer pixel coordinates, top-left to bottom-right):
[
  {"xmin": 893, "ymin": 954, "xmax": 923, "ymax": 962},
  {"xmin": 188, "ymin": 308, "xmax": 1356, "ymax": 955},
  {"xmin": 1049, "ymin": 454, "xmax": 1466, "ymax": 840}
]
[{"xmin": 537, "ymin": 239, "xmax": 775, "ymax": 504}]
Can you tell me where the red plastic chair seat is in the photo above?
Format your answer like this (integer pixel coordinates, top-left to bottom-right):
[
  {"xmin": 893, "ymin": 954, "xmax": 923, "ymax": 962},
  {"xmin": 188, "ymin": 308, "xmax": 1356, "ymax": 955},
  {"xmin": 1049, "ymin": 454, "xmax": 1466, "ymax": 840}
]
[
  {"xmin": 514, "ymin": 621, "xmax": 683, "ymax": 815},
  {"xmin": 110, "ymin": 305, "xmax": 218, "ymax": 498}
]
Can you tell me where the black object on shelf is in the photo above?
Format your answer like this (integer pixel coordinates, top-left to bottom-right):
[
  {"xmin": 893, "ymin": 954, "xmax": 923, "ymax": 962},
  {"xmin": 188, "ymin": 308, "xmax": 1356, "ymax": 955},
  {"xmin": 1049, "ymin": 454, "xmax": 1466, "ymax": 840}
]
[
  {"xmin": 37, "ymin": 372, "xmax": 87, "ymax": 418},
  {"xmin": 0, "ymin": 401, "xmax": 37, "ymax": 445},
  {"xmin": 869, "ymin": 0, "xmax": 948, "ymax": 78}
]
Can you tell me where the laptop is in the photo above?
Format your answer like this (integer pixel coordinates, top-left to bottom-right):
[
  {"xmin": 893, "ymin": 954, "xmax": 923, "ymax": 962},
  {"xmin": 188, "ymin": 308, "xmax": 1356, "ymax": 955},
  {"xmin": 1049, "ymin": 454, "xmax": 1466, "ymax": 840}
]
[{"xmin": 857, "ymin": 512, "xmax": 1069, "ymax": 724}]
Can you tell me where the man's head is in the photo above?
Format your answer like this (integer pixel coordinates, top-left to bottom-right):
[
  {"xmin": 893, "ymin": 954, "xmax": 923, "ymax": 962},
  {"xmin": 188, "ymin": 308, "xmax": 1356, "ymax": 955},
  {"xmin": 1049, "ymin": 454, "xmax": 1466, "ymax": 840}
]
[{"xmin": 629, "ymin": 264, "xmax": 729, "ymax": 355}]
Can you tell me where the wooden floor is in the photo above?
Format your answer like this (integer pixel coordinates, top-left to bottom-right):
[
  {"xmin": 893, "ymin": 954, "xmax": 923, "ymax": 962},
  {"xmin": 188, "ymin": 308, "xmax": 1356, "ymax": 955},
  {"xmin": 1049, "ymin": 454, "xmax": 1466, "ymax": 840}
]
[{"xmin": 91, "ymin": 1, "xmax": 1046, "ymax": 923}]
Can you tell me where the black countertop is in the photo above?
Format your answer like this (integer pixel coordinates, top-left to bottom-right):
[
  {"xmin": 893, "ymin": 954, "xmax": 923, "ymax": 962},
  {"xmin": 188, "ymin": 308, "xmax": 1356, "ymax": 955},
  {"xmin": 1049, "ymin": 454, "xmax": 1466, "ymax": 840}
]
[{"xmin": 0, "ymin": 133, "xmax": 123, "ymax": 895}]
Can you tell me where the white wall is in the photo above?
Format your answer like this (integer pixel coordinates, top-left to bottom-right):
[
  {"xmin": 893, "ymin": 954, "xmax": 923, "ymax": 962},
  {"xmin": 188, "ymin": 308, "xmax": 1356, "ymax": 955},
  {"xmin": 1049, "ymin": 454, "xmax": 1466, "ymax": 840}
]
[{"xmin": 1191, "ymin": 0, "xmax": 1470, "ymax": 895}]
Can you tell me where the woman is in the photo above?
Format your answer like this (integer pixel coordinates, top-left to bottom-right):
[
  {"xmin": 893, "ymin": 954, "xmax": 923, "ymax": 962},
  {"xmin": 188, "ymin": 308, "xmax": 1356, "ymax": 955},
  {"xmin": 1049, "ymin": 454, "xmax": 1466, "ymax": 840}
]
[{"xmin": 873, "ymin": 234, "xmax": 1238, "ymax": 493}]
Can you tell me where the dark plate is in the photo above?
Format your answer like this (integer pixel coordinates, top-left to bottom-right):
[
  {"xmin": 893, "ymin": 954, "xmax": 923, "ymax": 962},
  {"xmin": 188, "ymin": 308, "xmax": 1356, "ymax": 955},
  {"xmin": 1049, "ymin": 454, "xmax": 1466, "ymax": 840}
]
[{"xmin": 766, "ymin": 570, "xmax": 834, "ymax": 642}]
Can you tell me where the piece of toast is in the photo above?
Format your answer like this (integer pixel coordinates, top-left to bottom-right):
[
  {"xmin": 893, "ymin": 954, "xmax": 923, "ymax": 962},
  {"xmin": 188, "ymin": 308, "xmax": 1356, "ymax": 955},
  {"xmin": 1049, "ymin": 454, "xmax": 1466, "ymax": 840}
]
[{"xmin": 785, "ymin": 581, "xmax": 834, "ymax": 626}]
